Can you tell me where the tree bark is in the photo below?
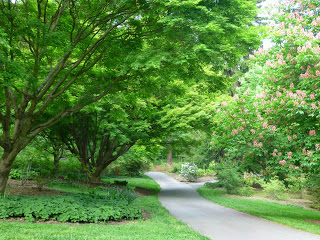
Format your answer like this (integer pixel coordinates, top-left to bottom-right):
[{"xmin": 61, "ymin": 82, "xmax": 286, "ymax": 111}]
[
  {"xmin": 88, "ymin": 169, "xmax": 102, "ymax": 183},
  {"xmin": 0, "ymin": 150, "xmax": 20, "ymax": 195}
]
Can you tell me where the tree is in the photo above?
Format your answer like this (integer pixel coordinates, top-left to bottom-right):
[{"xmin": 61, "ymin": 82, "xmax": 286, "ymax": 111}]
[
  {"xmin": 0, "ymin": 0, "xmax": 261, "ymax": 194},
  {"xmin": 211, "ymin": 0, "xmax": 320, "ymax": 177}
]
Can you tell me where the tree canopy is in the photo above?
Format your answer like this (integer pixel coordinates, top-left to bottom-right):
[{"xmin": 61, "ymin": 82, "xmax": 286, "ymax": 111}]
[{"xmin": 0, "ymin": 0, "xmax": 261, "ymax": 193}]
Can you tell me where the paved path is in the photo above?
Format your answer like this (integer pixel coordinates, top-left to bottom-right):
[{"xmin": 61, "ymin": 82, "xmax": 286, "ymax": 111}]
[{"xmin": 146, "ymin": 172, "xmax": 320, "ymax": 240}]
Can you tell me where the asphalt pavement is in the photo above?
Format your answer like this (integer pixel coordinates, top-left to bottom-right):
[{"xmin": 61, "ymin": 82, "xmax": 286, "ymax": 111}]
[{"xmin": 146, "ymin": 171, "xmax": 320, "ymax": 240}]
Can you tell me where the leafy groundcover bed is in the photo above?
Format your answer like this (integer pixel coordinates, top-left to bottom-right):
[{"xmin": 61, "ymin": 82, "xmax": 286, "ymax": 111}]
[{"xmin": 0, "ymin": 193, "xmax": 142, "ymax": 223}]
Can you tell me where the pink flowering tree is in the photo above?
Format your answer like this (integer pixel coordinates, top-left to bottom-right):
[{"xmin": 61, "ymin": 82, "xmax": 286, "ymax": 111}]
[{"xmin": 212, "ymin": 0, "xmax": 320, "ymax": 177}]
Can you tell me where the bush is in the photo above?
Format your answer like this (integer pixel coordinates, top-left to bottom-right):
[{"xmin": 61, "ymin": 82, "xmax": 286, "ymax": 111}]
[
  {"xmin": 204, "ymin": 181, "xmax": 223, "ymax": 188},
  {"xmin": 305, "ymin": 173, "xmax": 320, "ymax": 209},
  {"xmin": 285, "ymin": 175, "xmax": 305, "ymax": 197},
  {"xmin": 261, "ymin": 178, "xmax": 287, "ymax": 200},
  {"xmin": 198, "ymin": 168, "xmax": 215, "ymax": 177},
  {"xmin": 238, "ymin": 186, "xmax": 255, "ymax": 197},
  {"xmin": 120, "ymin": 157, "xmax": 151, "ymax": 177},
  {"xmin": 180, "ymin": 162, "xmax": 199, "ymax": 182},
  {"xmin": 168, "ymin": 162, "xmax": 181, "ymax": 173},
  {"xmin": 218, "ymin": 167, "xmax": 242, "ymax": 193}
]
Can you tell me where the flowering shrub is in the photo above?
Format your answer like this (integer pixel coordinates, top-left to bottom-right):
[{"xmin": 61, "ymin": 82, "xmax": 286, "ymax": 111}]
[
  {"xmin": 180, "ymin": 162, "xmax": 199, "ymax": 182},
  {"xmin": 211, "ymin": 0, "xmax": 320, "ymax": 178}
]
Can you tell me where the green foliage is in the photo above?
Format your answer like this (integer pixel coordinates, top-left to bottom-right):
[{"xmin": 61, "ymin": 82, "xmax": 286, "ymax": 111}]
[
  {"xmin": 214, "ymin": 162, "xmax": 243, "ymax": 193},
  {"xmin": 180, "ymin": 162, "xmax": 199, "ymax": 182},
  {"xmin": 210, "ymin": 0, "xmax": 320, "ymax": 180},
  {"xmin": 204, "ymin": 181, "xmax": 223, "ymax": 189},
  {"xmin": 9, "ymin": 169, "xmax": 23, "ymax": 180},
  {"xmin": 305, "ymin": 173, "xmax": 320, "ymax": 209},
  {"xmin": 261, "ymin": 178, "xmax": 287, "ymax": 200},
  {"xmin": 198, "ymin": 168, "xmax": 215, "ymax": 177},
  {"xmin": 0, "ymin": 192, "xmax": 141, "ymax": 223},
  {"xmin": 238, "ymin": 186, "xmax": 255, "ymax": 197},
  {"xmin": 0, "ymin": 175, "xmax": 208, "ymax": 240},
  {"xmin": 120, "ymin": 157, "xmax": 151, "ymax": 177},
  {"xmin": 285, "ymin": 175, "xmax": 305, "ymax": 195}
]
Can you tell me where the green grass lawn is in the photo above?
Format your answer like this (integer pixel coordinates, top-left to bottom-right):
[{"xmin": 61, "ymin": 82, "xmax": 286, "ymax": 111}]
[
  {"xmin": 0, "ymin": 175, "xmax": 209, "ymax": 240},
  {"xmin": 198, "ymin": 186, "xmax": 320, "ymax": 235}
]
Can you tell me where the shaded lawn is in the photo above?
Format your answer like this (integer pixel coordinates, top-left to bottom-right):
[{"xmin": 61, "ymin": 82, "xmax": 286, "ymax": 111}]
[
  {"xmin": 198, "ymin": 186, "xmax": 320, "ymax": 235},
  {"xmin": 0, "ymin": 176, "xmax": 209, "ymax": 240}
]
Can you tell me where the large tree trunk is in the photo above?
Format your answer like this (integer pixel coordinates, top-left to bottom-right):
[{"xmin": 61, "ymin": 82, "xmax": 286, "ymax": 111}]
[
  {"xmin": 88, "ymin": 172, "xmax": 102, "ymax": 184},
  {"xmin": 0, "ymin": 150, "xmax": 20, "ymax": 195}
]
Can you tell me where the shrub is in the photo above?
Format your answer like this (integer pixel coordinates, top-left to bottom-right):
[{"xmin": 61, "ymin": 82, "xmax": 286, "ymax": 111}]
[
  {"xmin": 285, "ymin": 175, "xmax": 306, "ymax": 197},
  {"xmin": 198, "ymin": 168, "xmax": 215, "ymax": 177},
  {"xmin": 204, "ymin": 181, "xmax": 223, "ymax": 188},
  {"xmin": 180, "ymin": 162, "xmax": 199, "ymax": 182},
  {"xmin": 118, "ymin": 157, "xmax": 151, "ymax": 177},
  {"xmin": 217, "ymin": 166, "xmax": 242, "ymax": 194},
  {"xmin": 261, "ymin": 178, "xmax": 287, "ymax": 200},
  {"xmin": 238, "ymin": 186, "xmax": 255, "ymax": 197},
  {"xmin": 9, "ymin": 169, "xmax": 22, "ymax": 180},
  {"xmin": 305, "ymin": 173, "xmax": 320, "ymax": 209}
]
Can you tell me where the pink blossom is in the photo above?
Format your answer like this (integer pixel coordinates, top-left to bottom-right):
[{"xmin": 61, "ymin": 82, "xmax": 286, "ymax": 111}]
[
  {"xmin": 262, "ymin": 121, "xmax": 268, "ymax": 128},
  {"xmin": 247, "ymin": 142, "xmax": 252, "ymax": 147},
  {"xmin": 272, "ymin": 152, "xmax": 277, "ymax": 157},
  {"xmin": 234, "ymin": 94, "xmax": 239, "ymax": 100},
  {"xmin": 251, "ymin": 129, "xmax": 256, "ymax": 134},
  {"xmin": 316, "ymin": 71, "xmax": 320, "ymax": 77},
  {"xmin": 290, "ymin": 82, "xmax": 294, "ymax": 88},
  {"xmin": 312, "ymin": 103, "xmax": 317, "ymax": 110},
  {"xmin": 231, "ymin": 129, "xmax": 238, "ymax": 135},
  {"xmin": 279, "ymin": 160, "xmax": 286, "ymax": 166},
  {"xmin": 244, "ymin": 90, "xmax": 250, "ymax": 95},
  {"xmin": 278, "ymin": 152, "xmax": 282, "ymax": 156},
  {"xmin": 295, "ymin": 166, "xmax": 299, "ymax": 170},
  {"xmin": 221, "ymin": 102, "xmax": 227, "ymax": 107},
  {"xmin": 217, "ymin": 109, "xmax": 221, "ymax": 113},
  {"xmin": 212, "ymin": 132, "xmax": 216, "ymax": 137},
  {"xmin": 257, "ymin": 115, "xmax": 264, "ymax": 121},
  {"xmin": 316, "ymin": 144, "xmax": 320, "ymax": 151},
  {"xmin": 293, "ymin": 134, "xmax": 297, "ymax": 139},
  {"xmin": 276, "ymin": 91, "xmax": 282, "ymax": 97},
  {"xmin": 310, "ymin": 92, "xmax": 315, "ymax": 99},
  {"xmin": 270, "ymin": 125, "xmax": 276, "ymax": 132},
  {"xmin": 307, "ymin": 150, "xmax": 313, "ymax": 157},
  {"xmin": 309, "ymin": 130, "xmax": 316, "ymax": 136},
  {"xmin": 287, "ymin": 136, "xmax": 292, "ymax": 141},
  {"xmin": 302, "ymin": 148, "xmax": 307, "ymax": 155},
  {"xmin": 237, "ymin": 126, "xmax": 244, "ymax": 132}
]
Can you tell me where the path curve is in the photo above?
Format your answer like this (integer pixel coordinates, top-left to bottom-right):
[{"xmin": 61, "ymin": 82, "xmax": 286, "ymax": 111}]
[{"xmin": 146, "ymin": 172, "xmax": 320, "ymax": 240}]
